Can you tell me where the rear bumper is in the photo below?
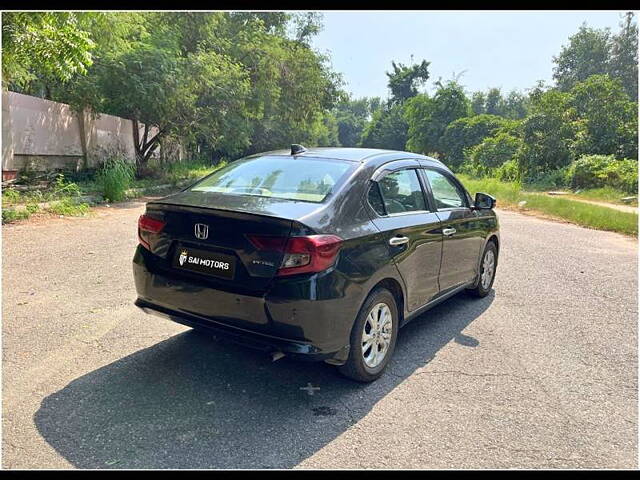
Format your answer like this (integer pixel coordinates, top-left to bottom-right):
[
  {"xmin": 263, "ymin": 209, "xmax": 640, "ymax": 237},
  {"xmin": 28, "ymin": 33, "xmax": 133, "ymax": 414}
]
[
  {"xmin": 135, "ymin": 298, "xmax": 342, "ymax": 362},
  {"xmin": 132, "ymin": 246, "xmax": 354, "ymax": 364}
]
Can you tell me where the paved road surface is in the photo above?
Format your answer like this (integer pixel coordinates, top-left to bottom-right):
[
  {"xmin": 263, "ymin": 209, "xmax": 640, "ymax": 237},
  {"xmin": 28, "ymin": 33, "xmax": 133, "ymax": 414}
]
[{"xmin": 2, "ymin": 202, "xmax": 637, "ymax": 468}]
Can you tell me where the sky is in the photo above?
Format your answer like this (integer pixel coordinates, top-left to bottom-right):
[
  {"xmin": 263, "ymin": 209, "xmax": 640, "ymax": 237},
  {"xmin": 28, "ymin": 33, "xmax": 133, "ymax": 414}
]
[{"xmin": 311, "ymin": 10, "xmax": 629, "ymax": 100}]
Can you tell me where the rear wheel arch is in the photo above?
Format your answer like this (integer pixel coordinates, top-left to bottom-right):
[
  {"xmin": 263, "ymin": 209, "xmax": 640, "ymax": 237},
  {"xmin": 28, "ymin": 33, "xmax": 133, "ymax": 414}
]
[{"xmin": 365, "ymin": 277, "xmax": 405, "ymax": 325}]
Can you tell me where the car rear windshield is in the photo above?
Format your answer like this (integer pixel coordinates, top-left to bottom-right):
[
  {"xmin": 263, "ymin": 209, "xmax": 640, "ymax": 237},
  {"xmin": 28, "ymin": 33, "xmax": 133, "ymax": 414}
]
[{"xmin": 190, "ymin": 156, "xmax": 354, "ymax": 203}]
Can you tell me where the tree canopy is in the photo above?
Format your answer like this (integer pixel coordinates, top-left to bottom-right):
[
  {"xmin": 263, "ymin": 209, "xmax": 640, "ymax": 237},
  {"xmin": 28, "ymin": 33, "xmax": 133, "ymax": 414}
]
[{"xmin": 2, "ymin": 11, "xmax": 637, "ymax": 184}]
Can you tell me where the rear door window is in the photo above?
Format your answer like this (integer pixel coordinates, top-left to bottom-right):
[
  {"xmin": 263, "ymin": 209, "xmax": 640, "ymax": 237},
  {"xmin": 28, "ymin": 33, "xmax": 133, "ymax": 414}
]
[{"xmin": 377, "ymin": 169, "xmax": 426, "ymax": 214}]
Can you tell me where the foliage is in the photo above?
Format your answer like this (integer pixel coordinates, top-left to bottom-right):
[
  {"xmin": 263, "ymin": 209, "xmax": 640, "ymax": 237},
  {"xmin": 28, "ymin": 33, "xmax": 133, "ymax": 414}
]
[
  {"xmin": 463, "ymin": 132, "xmax": 522, "ymax": 177},
  {"xmin": 516, "ymin": 88, "xmax": 577, "ymax": 178},
  {"xmin": 404, "ymin": 81, "xmax": 469, "ymax": 156},
  {"xmin": 494, "ymin": 159, "xmax": 520, "ymax": 182},
  {"xmin": 553, "ymin": 22, "xmax": 611, "ymax": 92},
  {"xmin": 553, "ymin": 12, "xmax": 638, "ymax": 99},
  {"xmin": 386, "ymin": 59, "xmax": 430, "ymax": 104},
  {"xmin": 95, "ymin": 154, "xmax": 136, "ymax": 202},
  {"xmin": 567, "ymin": 154, "xmax": 638, "ymax": 193},
  {"xmin": 440, "ymin": 114, "xmax": 513, "ymax": 170},
  {"xmin": 574, "ymin": 187, "xmax": 637, "ymax": 205},
  {"xmin": 15, "ymin": 12, "xmax": 342, "ymax": 172},
  {"xmin": 569, "ymin": 74, "xmax": 638, "ymax": 160},
  {"xmin": 53, "ymin": 174, "xmax": 82, "ymax": 197},
  {"xmin": 459, "ymin": 174, "xmax": 638, "ymax": 236},
  {"xmin": 2, "ymin": 188, "xmax": 22, "ymax": 205},
  {"xmin": 166, "ymin": 159, "xmax": 226, "ymax": 186},
  {"xmin": 2, "ymin": 208, "xmax": 31, "ymax": 224},
  {"xmin": 525, "ymin": 166, "xmax": 572, "ymax": 190},
  {"xmin": 360, "ymin": 104, "xmax": 408, "ymax": 151},
  {"xmin": 2, "ymin": 12, "xmax": 95, "ymax": 88},
  {"xmin": 47, "ymin": 198, "xmax": 91, "ymax": 216},
  {"xmin": 609, "ymin": 12, "xmax": 639, "ymax": 100},
  {"xmin": 334, "ymin": 96, "xmax": 381, "ymax": 147},
  {"xmin": 471, "ymin": 89, "xmax": 529, "ymax": 119}
]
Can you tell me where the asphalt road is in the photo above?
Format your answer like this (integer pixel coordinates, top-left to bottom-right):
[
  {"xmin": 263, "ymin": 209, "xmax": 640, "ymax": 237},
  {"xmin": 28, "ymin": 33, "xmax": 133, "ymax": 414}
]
[{"xmin": 2, "ymin": 202, "xmax": 637, "ymax": 469}]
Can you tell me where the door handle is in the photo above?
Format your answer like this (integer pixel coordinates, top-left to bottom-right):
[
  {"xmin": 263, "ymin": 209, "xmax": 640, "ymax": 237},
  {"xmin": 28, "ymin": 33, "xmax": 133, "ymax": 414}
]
[
  {"xmin": 389, "ymin": 236, "xmax": 409, "ymax": 246},
  {"xmin": 443, "ymin": 227, "xmax": 456, "ymax": 237}
]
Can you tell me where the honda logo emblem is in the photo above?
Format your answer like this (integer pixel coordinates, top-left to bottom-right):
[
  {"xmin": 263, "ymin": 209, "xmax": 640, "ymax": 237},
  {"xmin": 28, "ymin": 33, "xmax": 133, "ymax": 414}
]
[{"xmin": 194, "ymin": 223, "xmax": 209, "ymax": 240}]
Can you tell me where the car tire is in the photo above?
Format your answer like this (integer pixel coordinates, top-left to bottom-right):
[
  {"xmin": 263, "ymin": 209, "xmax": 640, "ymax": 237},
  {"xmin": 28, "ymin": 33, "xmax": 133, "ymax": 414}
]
[
  {"xmin": 467, "ymin": 241, "xmax": 498, "ymax": 298},
  {"xmin": 338, "ymin": 287, "xmax": 399, "ymax": 383}
]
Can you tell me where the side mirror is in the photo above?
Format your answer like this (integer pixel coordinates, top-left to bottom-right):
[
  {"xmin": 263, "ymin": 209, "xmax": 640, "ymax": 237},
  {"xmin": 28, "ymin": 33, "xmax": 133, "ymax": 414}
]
[{"xmin": 474, "ymin": 192, "xmax": 496, "ymax": 210}]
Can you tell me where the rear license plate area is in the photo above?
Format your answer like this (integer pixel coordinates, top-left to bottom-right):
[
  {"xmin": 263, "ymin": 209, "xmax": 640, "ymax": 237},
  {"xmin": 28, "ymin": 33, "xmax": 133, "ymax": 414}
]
[{"xmin": 173, "ymin": 245, "xmax": 236, "ymax": 280}]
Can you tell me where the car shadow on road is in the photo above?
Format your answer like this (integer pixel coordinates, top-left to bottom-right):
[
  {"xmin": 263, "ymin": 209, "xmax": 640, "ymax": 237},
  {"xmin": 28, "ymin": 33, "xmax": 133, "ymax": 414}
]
[{"xmin": 35, "ymin": 291, "xmax": 494, "ymax": 469}]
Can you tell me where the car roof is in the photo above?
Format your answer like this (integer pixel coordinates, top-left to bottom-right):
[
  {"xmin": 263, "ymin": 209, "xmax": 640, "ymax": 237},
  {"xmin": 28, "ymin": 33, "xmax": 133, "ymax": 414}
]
[{"xmin": 247, "ymin": 147, "xmax": 445, "ymax": 167}]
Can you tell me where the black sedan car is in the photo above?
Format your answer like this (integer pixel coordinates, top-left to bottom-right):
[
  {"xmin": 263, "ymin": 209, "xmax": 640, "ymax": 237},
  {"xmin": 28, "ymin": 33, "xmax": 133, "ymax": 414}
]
[{"xmin": 133, "ymin": 146, "xmax": 499, "ymax": 382}]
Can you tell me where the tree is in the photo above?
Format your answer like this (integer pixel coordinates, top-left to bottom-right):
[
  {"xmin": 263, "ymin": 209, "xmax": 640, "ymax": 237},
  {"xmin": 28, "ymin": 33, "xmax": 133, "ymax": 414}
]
[
  {"xmin": 569, "ymin": 74, "xmax": 638, "ymax": 160},
  {"xmin": 553, "ymin": 23, "xmax": 611, "ymax": 91},
  {"xmin": 516, "ymin": 89, "xmax": 578, "ymax": 178},
  {"xmin": 334, "ymin": 96, "xmax": 381, "ymax": 147},
  {"xmin": 360, "ymin": 104, "xmax": 408, "ymax": 151},
  {"xmin": 440, "ymin": 114, "xmax": 512, "ymax": 170},
  {"xmin": 404, "ymin": 81, "xmax": 469, "ymax": 157},
  {"xmin": 471, "ymin": 91, "xmax": 486, "ymax": 115},
  {"xmin": 464, "ymin": 132, "xmax": 522, "ymax": 176},
  {"xmin": 2, "ymin": 12, "xmax": 95, "ymax": 90},
  {"xmin": 485, "ymin": 88, "xmax": 503, "ymax": 116},
  {"xmin": 386, "ymin": 59, "xmax": 430, "ymax": 105},
  {"xmin": 40, "ymin": 12, "xmax": 341, "ymax": 170},
  {"xmin": 609, "ymin": 12, "xmax": 638, "ymax": 100},
  {"xmin": 501, "ymin": 90, "xmax": 529, "ymax": 119}
]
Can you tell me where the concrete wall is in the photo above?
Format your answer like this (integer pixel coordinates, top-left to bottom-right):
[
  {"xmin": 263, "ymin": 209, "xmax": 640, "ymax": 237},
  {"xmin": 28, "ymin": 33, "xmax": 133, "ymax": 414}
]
[{"xmin": 2, "ymin": 91, "xmax": 160, "ymax": 180}]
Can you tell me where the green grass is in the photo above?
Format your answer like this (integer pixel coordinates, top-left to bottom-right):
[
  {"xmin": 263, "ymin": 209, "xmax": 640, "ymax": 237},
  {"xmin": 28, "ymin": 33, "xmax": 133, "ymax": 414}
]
[
  {"xmin": 572, "ymin": 187, "xmax": 637, "ymax": 206},
  {"xmin": 459, "ymin": 174, "xmax": 638, "ymax": 236},
  {"xmin": 165, "ymin": 159, "xmax": 226, "ymax": 185},
  {"xmin": 2, "ymin": 208, "xmax": 31, "ymax": 223},
  {"xmin": 47, "ymin": 198, "xmax": 91, "ymax": 216},
  {"xmin": 96, "ymin": 156, "xmax": 136, "ymax": 202}
]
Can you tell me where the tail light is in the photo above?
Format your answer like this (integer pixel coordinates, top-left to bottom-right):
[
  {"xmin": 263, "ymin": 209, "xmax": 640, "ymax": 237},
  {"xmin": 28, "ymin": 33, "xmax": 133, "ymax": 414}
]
[
  {"xmin": 138, "ymin": 214, "xmax": 166, "ymax": 250},
  {"xmin": 247, "ymin": 234, "xmax": 343, "ymax": 276}
]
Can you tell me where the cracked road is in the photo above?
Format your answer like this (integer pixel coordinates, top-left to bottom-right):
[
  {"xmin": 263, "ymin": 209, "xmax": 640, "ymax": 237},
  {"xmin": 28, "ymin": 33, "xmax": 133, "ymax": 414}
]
[{"xmin": 2, "ymin": 201, "xmax": 637, "ymax": 468}]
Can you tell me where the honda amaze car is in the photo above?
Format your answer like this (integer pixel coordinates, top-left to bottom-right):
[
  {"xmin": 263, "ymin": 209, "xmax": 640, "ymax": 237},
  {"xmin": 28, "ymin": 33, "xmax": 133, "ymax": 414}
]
[{"xmin": 133, "ymin": 145, "xmax": 499, "ymax": 382}]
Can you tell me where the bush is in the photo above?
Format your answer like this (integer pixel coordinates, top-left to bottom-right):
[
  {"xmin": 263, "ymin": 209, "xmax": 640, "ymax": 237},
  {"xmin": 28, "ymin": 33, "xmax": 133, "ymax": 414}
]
[
  {"xmin": 495, "ymin": 159, "xmax": 520, "ymax": 182},
  {"xmin": 2, "ymin": 208, "xmax": 30, "ymax": 223},
  {"xmin": 53, "ymin": 173, "xmax": 82, "ymax": 197},
  {"xmin": 2, "ymin": 188, "xmax": 22, "ymax": 205},
  {"xmin": 462, "ymin": 132, "xmax": 522, "ymax": 177},
  {"xmin": 525, "ymin": 166, "xmax": 572, "ymax": 190},
  {"xmin": 47, "ymin": 198, "xmax": 90, "ymax": 216},
  {"xmin": 96, "ymin": 154, "xmax": 136, "ymax": 202},
  {"xmin": 568, "ymin": 154, "xmax": 638, "ymax": 193},
  {"xmin": 441, "ymin": 114, "xmax": 512, "ymax": 170}
]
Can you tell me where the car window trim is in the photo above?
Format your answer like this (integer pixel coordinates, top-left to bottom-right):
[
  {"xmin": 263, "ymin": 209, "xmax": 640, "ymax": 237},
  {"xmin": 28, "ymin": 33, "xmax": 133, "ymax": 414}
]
[{"xmin": 368, "ymin": 165, "xmax": 433, "ymax": 218}]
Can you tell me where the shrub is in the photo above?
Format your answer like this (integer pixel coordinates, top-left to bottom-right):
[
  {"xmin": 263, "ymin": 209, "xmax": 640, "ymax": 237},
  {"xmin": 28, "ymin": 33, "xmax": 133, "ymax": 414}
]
[
  {"xmin": 2, "ymin": 188, "xmax": 22, "ymax": 205},
  {"xmin": 495, "ymin": 159, "xmax": 520, "ymax": 182},
  {"xmin": 568, "ymin": 154, "xmax": 638, "ymax": 193},
  {"xmin": 440, "ymin": 114, "xmax": 512, "ymax": 170},
  {"xmin": 47, "ymin": 198, "xmax": 90, "ymax": 216},
  {"xmin": 2, "ymin": 208, "xmax": 30, "ymax": 223},
  {"xmin": 53, "ymin": 173, "xmax": 82, "ymax": 197},
  {"xmin": 525, "ymin": 166, "xmax": 572, "ymax": 190},
  {"xmin": 96, "ymin": 154, "xmax": 136, "ymax": 202},
  {"xmin": 462, "ymin": 132, "xmax": 522, "ymax": 177}
]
